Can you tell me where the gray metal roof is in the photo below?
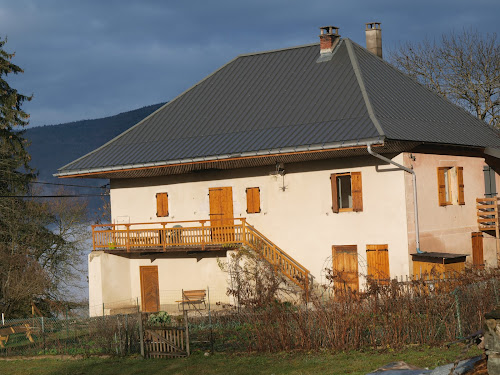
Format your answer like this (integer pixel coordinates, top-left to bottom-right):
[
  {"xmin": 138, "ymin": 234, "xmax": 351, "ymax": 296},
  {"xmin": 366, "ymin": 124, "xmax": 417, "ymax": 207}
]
[{"xmin": 57, "ymin": 39, "xmax": 500, "ymax": 177}]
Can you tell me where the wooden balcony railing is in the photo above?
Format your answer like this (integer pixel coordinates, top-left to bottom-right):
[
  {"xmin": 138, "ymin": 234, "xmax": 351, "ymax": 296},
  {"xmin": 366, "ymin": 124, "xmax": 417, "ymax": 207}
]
[
  {"xmin": 92, "ymin": 218, "xmax": 310, "ymax": 296},
  {"xmin": 476, "ymin": 197, "xmax": 499, "ymax": 232}
]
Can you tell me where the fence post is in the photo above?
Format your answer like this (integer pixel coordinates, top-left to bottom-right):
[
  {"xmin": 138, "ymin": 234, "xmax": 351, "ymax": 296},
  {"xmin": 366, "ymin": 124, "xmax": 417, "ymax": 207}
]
[
  {"xmin": 41, "ymin": 317, "xmax": 46, "ymax": 355},
  {"xmin": 208, "ymin": 286, "xmax": 214, "ymax": 354},
  {"xmin": 103, "ymin": 303, "xmax": 105, "ymax": 317},
  {"xmin": 183, "ymin": 310, "xmax": 190, "ymax": 356},
  {"xmin": 138, "ymin": 312, "xmax": 145, "ymax": 358},
  {"xmin": 453, "ymin": 288, "xmax": 463, "ymax": 339},
  {"xmin": 137, "ymin": 297, "xmax": 140, "ymax": 313}
]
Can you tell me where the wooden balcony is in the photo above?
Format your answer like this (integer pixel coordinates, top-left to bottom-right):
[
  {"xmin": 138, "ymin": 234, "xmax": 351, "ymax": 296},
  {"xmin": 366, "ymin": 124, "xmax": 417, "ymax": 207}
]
[
  {"xmin": 476, "ymin": 197, "xmax": 499, "ymax": 232},
  {"xmin": 92, "ymin": 218, "xmax": 310, "ymax": 294}
]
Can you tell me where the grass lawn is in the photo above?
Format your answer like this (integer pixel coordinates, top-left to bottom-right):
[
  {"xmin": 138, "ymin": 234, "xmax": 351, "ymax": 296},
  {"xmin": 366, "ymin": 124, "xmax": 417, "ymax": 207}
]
[{"xmin": 0, "ymin": 345, "xmax": 482, "ymax": 375}]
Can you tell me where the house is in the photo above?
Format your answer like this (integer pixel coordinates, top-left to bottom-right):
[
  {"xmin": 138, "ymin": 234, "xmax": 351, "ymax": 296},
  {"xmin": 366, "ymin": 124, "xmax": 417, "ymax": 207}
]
[{"xmin": 56, "ymin": 24, "xmax": 500, "ymax": 316}]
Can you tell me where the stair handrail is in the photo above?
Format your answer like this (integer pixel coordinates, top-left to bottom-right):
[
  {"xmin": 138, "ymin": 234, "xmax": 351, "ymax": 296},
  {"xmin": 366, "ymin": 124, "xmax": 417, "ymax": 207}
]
[{"xmin": 243, "ymin": 223, "xmax": 309, "ymax": 275}]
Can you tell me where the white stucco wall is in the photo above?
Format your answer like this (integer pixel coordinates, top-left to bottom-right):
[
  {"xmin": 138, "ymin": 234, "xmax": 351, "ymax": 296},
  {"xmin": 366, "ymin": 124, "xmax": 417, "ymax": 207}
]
[{"xmin": 88, "ymin": 154, "xmax": 414, "ymax": 315}]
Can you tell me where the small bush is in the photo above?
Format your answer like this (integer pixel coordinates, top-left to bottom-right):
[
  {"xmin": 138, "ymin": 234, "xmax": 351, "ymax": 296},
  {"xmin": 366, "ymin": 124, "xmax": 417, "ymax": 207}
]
[{"xmin": 147, "ymin": 311, "xmax": 172, "ymax": 326}]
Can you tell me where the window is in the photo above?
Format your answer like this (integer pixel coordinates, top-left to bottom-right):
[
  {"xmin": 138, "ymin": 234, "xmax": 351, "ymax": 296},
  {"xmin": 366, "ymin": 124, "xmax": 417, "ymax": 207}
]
[
  {"xmin": 483, "ymin": 166, "xmax": 497, "ymax": 198},
  {"xmin": 332, "ymin": 245, "xmax": 359, "ymax": 292},
  {"xmin": 330, "ymin": 172, "xmax": 363, "ymax": 213},
  {"xmin": 156, "ymin": 192, "xmax": 169, "ymax": 217},
  {"xmin": 366, "ymin": 244, "xmax": 390, "ymax": 285},
  {"xmin": 246, "ymin": 187, "xmax": 261, "ymax": 213},
  {"xmin": 437, "ymin": 167, "xmax": 465, "ymax": 206}
]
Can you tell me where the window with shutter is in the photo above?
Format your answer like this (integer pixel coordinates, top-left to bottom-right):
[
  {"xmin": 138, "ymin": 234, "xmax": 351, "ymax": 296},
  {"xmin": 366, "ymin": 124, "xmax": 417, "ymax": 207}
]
[
  {"xmin": 437, "ymin": 167, "xmax": 451, "ymax": 206},
  {"xmin": 246, "ymin": 187, "xmax": 261, "ymax": 213},
  {"xmin": 330, "ymin": 172, "xmax": 363, "ymax": 213},
  {"xmin": 332, "ymin": 245, "xmax": 359, "ymax": 292},
  {"xmin": 156, "ymin": 193, "xmax": 169, "ymax": 217},
  {"xmin": 366, "ymin": 244, "xmax": 390, "ymax": 285}
]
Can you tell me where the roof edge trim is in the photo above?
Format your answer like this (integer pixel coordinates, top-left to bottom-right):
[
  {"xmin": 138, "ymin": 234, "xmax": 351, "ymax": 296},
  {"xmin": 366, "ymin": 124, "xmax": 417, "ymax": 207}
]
[
  {"xmin": 345, "ymin": 39, "xmax": 385, "ymax": 137},
  {"xmin": 54, "ymin": 137, "xmax": 385, "ymax": 178}
]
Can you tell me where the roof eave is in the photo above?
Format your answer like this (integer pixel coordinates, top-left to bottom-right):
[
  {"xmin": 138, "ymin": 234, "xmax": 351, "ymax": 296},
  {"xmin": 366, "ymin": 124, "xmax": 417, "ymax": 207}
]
[{"xmin": 54, "ymin": 137, "xmax": 385, "ymax": 178}]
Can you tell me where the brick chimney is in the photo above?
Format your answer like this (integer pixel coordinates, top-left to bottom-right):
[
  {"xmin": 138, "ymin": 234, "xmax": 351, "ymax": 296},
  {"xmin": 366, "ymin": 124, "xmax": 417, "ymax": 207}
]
[
  {"xmin": 319, "ymin": 26, "xmax": 340, "ymax": 54},
  {"xmin": 365, "ymin": 22, "xmax": 382, "ymax": 58}
]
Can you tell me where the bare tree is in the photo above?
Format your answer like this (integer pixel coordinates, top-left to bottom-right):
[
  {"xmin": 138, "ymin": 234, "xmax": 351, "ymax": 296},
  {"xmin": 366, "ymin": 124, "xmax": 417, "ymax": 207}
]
[{"xmin": 390, "ymin": 29, "xmax": 499, "ymax": 127}]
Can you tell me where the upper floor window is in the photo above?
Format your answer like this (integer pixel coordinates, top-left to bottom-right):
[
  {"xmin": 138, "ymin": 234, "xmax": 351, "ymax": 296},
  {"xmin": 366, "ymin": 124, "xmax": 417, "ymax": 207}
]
[
  {"xmin": 437, "ymin": 167, "xmax": 464, "ymax": 206},
  {"xmin": 331, "ymin": 172, "xmax": 363, "ymax": 213}
]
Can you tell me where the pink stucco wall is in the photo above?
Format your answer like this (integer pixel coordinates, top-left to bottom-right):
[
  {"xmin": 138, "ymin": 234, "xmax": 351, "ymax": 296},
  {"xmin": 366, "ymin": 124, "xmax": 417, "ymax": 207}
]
[{"xmin": 403, "ymin": 152, "xmax": 498, "ymax": 268}]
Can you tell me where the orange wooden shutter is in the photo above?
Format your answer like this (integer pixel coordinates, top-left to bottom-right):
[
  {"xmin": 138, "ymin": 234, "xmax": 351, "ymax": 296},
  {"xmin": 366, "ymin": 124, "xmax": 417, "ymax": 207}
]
[
  {"xmin": 437, "ymin": 167, "xmax": 447, "ymax": 206},
  {"xmin": 366, "ymin": 244, "xmax": 389, "ymax": 285},
  {"xmin": 332, "ymin": 245, "xmax": 359, "ymax": 292},
  {"xmin": 351, "ymin": 172, "xmax": 363, "ymax": 212},
  {"xmin": 140, "ymin": 266, "xmax": 160, "ymax": 313},
  {"xmin": 156, "ymin": 193, "xmax": 169, "ymax": 217},
  {"xmin": 330, "ymin": 173, "xmax": 339, "ymax": 213},
  {"xmin": 246, "ymin": 187, "xmax": 261, "ymax": 213},
  {"xmin": 471, "ymin": 232, "xmax": 484, "ymax": 268},
  {"xmin": 457, "ymin": 167, "xmax": 465, "ymax": 205}
]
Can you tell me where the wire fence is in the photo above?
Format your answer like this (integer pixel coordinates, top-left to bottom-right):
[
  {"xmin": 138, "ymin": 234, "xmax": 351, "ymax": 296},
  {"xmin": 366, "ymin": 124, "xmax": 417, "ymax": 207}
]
[{"xmin": 0, "ymin": 314, "xmax": 141, "ymax": 356}]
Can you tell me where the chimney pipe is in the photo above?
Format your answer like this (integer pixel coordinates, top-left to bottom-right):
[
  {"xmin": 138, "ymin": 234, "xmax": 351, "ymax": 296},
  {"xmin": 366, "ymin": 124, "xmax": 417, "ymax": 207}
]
[
  {"xmin": 319, "ymin": 26, "xmax": 340, "ymax": 54},
  {"xmin": 365, "ymin": 22, "xmax": 382, "ymax": 58}
]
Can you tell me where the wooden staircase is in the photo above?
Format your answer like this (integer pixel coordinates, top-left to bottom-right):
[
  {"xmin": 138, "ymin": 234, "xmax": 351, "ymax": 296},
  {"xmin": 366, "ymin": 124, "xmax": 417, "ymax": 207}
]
[
  {"xmin": 92, "ymin": 218, "xmax": 311, "ymax": 298},
  {"xmin": 476, "ymin": 197, "xmax": 500, "ymax": 260},
  {"xmin": 240, "ymin": 221, "xmax": 311, "ymax": 299}
]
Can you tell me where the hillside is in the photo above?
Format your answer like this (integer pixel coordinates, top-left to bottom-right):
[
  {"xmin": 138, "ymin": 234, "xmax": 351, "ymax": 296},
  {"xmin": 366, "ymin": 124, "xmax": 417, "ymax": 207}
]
[
  {"xmin": 26, "ymin": 103, "xmax": 164, "ymax": 183},
  {"xmin": 24, "ymin": 103, "xmax": 164, "ymax": 212}
]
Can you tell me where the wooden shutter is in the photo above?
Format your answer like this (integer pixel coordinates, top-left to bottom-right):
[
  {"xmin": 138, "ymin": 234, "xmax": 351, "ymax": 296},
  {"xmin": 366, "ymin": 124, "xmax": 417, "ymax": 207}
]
[
  {"xmin": 246, "ymin": 187, "xmax": 261, "ymax": 213},
  {"xmin": 140, "ymin": 266, "xmax": 160, "ymax": 313},
  {"xmin": 471, "ymin": 232, "xmax": 484, "ymax": 269},
  {"xmin": 330, "ymin": 173, "xmax": 339, "ymax": 213},
  {"xmin": 332, "ymin": 245, "xmax": 359, "ymax": 292},
  {"xmin": 156, "ymin": 193, "xmax": 169, "ymax": 217},
  {"xmin": 437, "ymin": 167, "xmax": 447, "ymax": 206},
  {"xmin": 351, "ymin": 172, "xmax": 363, "ymax": 212},
  {"xmin": 457, "ymin": 167, "xmax": 465, "ymax": 205},
  {"xmin": 366, "ymin": 244, "xmax": 389, "ymax": 285}
]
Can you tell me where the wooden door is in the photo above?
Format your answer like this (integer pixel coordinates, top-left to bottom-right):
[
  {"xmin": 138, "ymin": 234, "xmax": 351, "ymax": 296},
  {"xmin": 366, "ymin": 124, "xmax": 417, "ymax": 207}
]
[
  {"xmin": 140, "ymin": 266, "xmax": 160, "ymax": 312},
  {"xmin": 471, "ymin": 232, "xmax": 484, "ymax": 269},
  {"xmin": 366, "ymin": 244, "xmax": 390, "ymax": 285},
  {"xmin": 332, "ymin": 245, "xmax": 359, "ymax": 292},
  {"xmin": 209, "ymin": 187, "xmax": 234, "ymax": 242}
]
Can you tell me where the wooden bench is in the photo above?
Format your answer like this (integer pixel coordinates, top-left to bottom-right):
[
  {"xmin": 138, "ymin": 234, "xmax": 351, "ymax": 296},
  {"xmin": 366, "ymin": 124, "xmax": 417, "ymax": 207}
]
[
  {"xmin": 176, "ymin": 289, "xmax": 206, "ymax": 311},
  {"xmin": 0, "ymin": 324, "xmax": 34, "ymax": 348}
]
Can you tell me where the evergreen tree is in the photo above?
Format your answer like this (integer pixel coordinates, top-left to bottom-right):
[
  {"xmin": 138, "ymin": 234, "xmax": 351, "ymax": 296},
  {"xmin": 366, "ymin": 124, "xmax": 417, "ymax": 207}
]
[{"xmin": 0, "ymin": 38, "xmax": 88, "ymax": 317}]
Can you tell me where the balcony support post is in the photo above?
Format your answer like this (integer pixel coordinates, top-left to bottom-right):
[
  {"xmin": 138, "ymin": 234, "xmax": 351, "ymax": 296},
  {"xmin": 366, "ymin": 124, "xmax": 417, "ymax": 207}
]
[
  {"xmin": 241, "ymin": 218, "xmax": 246, "ymax": 245},
  {"xmin": 126, "ymin": 224, "xmax": 130, "ymax": 253},
  {"xmin": 162, "ymin": 223, "xmax": 167, "ymax": 252},
  {"xmin": 201, "ymin": 221, "xmax": 205, "ymax": 250}
]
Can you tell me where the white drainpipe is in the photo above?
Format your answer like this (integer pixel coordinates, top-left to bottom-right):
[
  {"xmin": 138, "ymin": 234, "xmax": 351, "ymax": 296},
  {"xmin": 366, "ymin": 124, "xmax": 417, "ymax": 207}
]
[{"xmin": 367, "ymin": 144, "xmax": 423, "ymax": 254}]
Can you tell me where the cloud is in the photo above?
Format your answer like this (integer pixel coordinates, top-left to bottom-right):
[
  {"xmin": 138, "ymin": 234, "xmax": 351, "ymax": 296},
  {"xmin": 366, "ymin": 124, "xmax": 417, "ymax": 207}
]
[{"xmin": 1, "ymin": 0, "xmax": 498, "ymax": 126}]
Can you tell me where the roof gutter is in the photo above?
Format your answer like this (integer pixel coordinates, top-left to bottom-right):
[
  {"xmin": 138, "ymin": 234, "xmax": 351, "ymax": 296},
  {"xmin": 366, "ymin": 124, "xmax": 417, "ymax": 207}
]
[
  {"xmin": 54, "ymin": 138, "xmax": 385, "ymax": 177},
  {"xmin": 367, "ymin": 143, "xmax": 423, "ymax": 254}
]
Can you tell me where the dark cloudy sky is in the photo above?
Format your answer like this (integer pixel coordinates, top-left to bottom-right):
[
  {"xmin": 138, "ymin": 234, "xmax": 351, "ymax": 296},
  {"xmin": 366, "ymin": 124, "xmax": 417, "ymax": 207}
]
[{"xmin": 2, "ymin": 0, "xmax": 499, "ymax": 127}]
